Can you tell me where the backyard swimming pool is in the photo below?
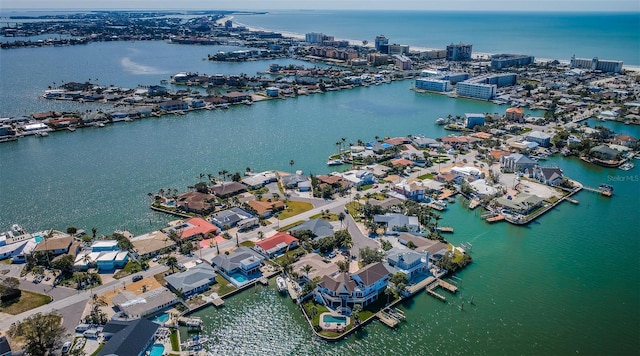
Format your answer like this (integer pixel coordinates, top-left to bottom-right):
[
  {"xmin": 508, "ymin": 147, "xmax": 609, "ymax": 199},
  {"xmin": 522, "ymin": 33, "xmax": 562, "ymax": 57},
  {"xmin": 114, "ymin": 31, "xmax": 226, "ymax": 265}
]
[
  {"xmin": 322, "ymin": 314, "xmax": 347, "ymax": 324},
  {"xmin": 34, "ymin": 235, "xmax": 43, "ymax": 243},
  {"xmin": 227, "ymin": 271, "xmax": 249, "ymax": 286},
  {"xmin": 147, "ymin": 343, "xmax": 164, "ymax": 356},
  {"xmin": 151, "ymin": 312, "xmax": 169, "ymax": 324}
]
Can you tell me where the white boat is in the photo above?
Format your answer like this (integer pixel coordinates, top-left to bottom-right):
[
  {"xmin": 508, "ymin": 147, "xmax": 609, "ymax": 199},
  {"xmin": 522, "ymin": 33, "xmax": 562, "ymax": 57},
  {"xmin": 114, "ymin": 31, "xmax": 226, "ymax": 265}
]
[
  {"xmin": 36, "ymin": 131, "xmax": 49, "ymax": 137},
  {"xmin": 619, "ymin": 162, "xmax": 634, "ymax": 171},
  {"xmin": 327, "ymin": 159, "xmax": 343, "ymax": 166},
  {"xmin": 435, "ymin": 117, "xmax": 446, "ymax": 125},
  {"xmin": 276, "ymin": 277, "xmax": 287, "ymax": 293}
]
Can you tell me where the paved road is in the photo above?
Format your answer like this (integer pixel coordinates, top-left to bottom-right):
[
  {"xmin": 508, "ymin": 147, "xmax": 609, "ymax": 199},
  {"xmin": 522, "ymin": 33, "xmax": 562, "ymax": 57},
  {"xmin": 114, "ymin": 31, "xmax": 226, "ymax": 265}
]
[{"xmin": 0, "ymin": 190, "xmax": 375, "ymax": 333}]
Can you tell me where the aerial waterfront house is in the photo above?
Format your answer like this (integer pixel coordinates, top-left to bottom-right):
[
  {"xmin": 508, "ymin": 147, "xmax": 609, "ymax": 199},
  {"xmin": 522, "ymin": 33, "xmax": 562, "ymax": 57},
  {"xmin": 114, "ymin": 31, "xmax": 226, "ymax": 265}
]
[
  {"xmin": 96, "ymin": 250, "xmax": 129, "ymax": 271},
  {"xmin": 254, "ymin": 231, "xmax": 299, "ymax": 258},
  {"xmin": 469, "ymin": 179, "xmax": 500, "ymax": 197},
  {"xmin": 500, "ymin": 153, "xmax": 537, "ymax": 173},
  {"xmin": 112, "ymin": 287, "xmax": 179, "ymax": 319},
  {"xmin": 533, "ymin": 167, "xmax": 565, "ymax": 186},
  {"xmin": 130, "ymin": 230, "xmax": 176, "ymax": 259},
  {"xmin": 281, "ymin": 173, "xmax": 310, "ymax": 190},
  {"xmin": 315, "ymin": 262, "xmax": 391, "ymax": 315},
  {"xmin": 464, "ymin": 113, "xmax": 486, "ymax": 129},
  {"xmin": 159, "ymin": 99, "xmax": 188, "ymax": 112},
  {"xmin": 505, "ymin": 107, "xmax": 525, "ymax": 121},
  {"xmin": 526, "ymin": 131, "xmax": 552, "ymax": 147},
  {"xmin": 385, "ymin": 248, "xmax": 430, "ymax": 282},
  {"xmin": 165, "ymin": 263, "xmax": 217, "ymax": 298},
  {"xmin": 32, "ymin": 234, "xmax": 74, "ymax": 256},
  {"xmin": 176, "ymin": 191, "xmax": 215, "ymax": 215},
  {"xmin": 495, "ymin": 193, "xmax": 544, "ymax": 215},
  {"xmin": 210, "ymin": 247, "xmax": 264, "ymax": 287},
  {"xmin": 210, "ymin": 181, "xmax": 247, "ymax": 198},
  {"xmin": 241, "ymin": 171, "xmax": 277, "ymax": 188}
]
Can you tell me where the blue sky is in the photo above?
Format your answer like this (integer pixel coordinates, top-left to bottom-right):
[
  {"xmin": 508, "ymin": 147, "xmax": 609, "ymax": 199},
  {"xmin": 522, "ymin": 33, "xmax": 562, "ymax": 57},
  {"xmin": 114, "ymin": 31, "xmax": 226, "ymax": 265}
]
[{"xmin": 2, "ymin": 0, "xmax": 639, "ymax": 12}]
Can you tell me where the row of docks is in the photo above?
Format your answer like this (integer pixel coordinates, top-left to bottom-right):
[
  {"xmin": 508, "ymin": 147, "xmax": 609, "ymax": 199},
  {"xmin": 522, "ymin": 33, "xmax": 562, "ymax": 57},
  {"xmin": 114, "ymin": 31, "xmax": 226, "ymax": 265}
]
[{"xmin": 377, "ymin": 307, "xmax": 406, "ymax": 328}]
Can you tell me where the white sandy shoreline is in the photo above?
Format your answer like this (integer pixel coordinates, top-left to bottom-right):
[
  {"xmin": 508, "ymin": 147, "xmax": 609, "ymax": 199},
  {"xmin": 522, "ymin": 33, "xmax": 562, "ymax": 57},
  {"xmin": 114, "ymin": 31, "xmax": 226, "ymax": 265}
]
[{"xmin": 218, "ymin": 16, "xmax": 640, "ymax": 72}]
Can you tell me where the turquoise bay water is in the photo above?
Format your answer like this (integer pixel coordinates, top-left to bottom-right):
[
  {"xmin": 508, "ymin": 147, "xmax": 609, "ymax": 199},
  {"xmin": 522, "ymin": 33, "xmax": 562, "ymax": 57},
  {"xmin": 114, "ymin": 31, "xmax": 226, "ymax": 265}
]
[
  {"xmin": 1, "ymin": 15, "xmax": 639, "ymax": 354},
  {"xmin": 233, "ymin": 11, "xmax": 640, "ymax": 65}
]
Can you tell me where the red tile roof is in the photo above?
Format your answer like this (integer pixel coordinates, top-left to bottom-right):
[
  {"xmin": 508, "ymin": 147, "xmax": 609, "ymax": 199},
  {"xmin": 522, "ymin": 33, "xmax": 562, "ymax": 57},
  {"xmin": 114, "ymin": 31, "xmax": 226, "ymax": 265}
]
[
  {"xmin": 391, "ymin": 158, "xmax": 414, "ymax": 167},
  {"xmin": 255, "ymin": 232, "xmax": 298, "ymax": 253},
  {"xmin": 181, "ymin": 217, "xmax": 218, "ymax": 240}
]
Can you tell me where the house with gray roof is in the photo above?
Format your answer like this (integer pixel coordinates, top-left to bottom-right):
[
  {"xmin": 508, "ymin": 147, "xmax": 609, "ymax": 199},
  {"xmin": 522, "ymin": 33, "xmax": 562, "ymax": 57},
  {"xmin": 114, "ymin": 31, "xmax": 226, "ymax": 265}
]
[
  {"xmin": 112, "ymin": 287, "xmax": 179, "ymax": 319},
  {"xmin": 373, "ymin": 213, "xmax": 420, "ymax": 235},
  {"xmin": 211, "ymin": 181, "xmax": 247, "ymax": 198},
  {"xmin": 526, "ymin": 130, "xmax": 551, "ymax": 147},
  {"xmin": 165, "ymin": 263, "xmax": 217, "ymax": 298},
  {"xmin": 533, "ymin": 166, "xmax": 564, "ymax": 186},
  {"xmin": 289, "ymin": 218, "xmax": 334, "ymax": 240},
  {"xmin": 495, "ymin": 193, "xmax": 544, "ymax": 215},
  {"xmin": 500, "ymin": 153, "xmax": 537, "ymax": 173},
  {"xmin": 315, "ymin": 262, "xmax": 391, "ymax": 315},
  {"xmin": 211, "ymin": 247, "xmax": 264, "ymax": 287},
  {"xmin": 210, "ymin": 207, "xmax": 258, "ymax": 230},
  {"xmin": 396, "ymin": 233, "xmax": 448, "ymax": 258},
  {"xmin": 281, "ymin": 174, "xmax": 309, "ymax": 190},
  {"xmin": 97, "ymin": 319, "xmax": 159, "ymax": 356},
  {"xmin": 386, "ymin": 248, "xmax": 430, "ymax": 282}
]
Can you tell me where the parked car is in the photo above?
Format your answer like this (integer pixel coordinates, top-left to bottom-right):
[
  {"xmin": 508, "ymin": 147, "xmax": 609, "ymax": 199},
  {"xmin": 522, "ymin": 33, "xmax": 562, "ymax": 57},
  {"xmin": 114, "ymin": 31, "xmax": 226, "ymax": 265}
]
[
  {"xmin": 61, "ymin": 341, "xmax": 72, "ymax": 354},
  {"xmin": 327, "ymin": 251, "xmax": 337, "ymax": 259},
  {"xmin": 132, "ymin": 275, "xmax": 143, "ymax": 282}
]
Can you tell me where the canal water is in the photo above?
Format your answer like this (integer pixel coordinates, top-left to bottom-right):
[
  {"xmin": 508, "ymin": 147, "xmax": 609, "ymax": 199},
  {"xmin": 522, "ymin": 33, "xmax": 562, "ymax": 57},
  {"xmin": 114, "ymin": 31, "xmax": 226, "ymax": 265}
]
[{"xmin": 1, "ymin": 40, "xmax": 639, "ymax": 354}]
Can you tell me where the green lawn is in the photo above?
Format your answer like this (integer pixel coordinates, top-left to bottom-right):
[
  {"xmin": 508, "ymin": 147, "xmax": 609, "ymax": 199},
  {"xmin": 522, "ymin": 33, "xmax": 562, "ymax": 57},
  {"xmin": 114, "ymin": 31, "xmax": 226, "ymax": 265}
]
[
  {"xmin": 309, "ymin": 212, "xmax": 338, "ymax": 221},
  {"xmin": 278, "ymin": 201, "xmax": 314, "ymax": 220},
  {"xmin": 113, "ymin": 261, "xmax": 143, "ymax": 279},
  {"xmin": 417, "ymin": 173, "xmax": 435, "ymax": 180},
  {"xmin": 170, "ymin": 330, "xmax": 180, "ymax": 351},
  {"xmin": 0, "ymin": 290, "xmax": 51, "ymax": 315},
  {"xmin": 213, "ymin": 274, "xmax": 237, "ymax": 296},
  {"xmin": 359, "ymin": 184, "xmax": 373, "ymax": 190},
  {"xmin": 90, "ymin": 344, "xmax": 105, "ymax": 356},
  {"xmin": 240, "ymin": 240, "xmax": 255, "ymax": 248}
]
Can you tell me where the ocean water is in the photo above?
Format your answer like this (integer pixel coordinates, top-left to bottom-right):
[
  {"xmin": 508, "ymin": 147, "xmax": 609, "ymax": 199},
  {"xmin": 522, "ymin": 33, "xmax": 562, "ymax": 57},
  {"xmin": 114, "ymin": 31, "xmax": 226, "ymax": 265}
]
[
  {"xmin": 0, "ymin": 11, "xmax": 639, "ymax": 355},
  {"xmin": 232, "ymin": 11, "xmax": 640, "ymax": 65}
]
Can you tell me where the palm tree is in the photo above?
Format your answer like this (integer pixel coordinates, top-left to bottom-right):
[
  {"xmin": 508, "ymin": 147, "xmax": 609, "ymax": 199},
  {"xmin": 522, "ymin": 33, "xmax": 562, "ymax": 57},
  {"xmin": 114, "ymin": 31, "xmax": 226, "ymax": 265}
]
[
  {"xmin": 166, "ymin": 256, "xmax": 178, "ymax": 273},
  {"xmin": 338, "ymin": 212, "xmax": 346, "ymax": 228},
  {"xmin": 91, "ymin": 227, "xmax": 97, "ymax": 239},
  {"xmin": 303, "ymin": 264, "xmax": 313, "ymax": 279},
  {"xmin": 352, "ymin": 304, "xmax": 363, "ymax": 325},
  {"xmin": 385, "ymin": 287, "xmax": 394, "ymax": 305},
  {"xmin": 289, "ymin": 159, "xmax": 295, "ymax": 173}
]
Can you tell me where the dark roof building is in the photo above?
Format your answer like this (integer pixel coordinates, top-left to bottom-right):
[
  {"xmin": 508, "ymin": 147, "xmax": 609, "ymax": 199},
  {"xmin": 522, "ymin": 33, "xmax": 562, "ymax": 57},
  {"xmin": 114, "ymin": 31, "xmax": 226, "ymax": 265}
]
[
  {"xmin": 211, "ymin": 181, "xmax": 247, "ymax": 197},
  {"xmin": 289, "ymin": 218, "xmax": 334, "ymax": 240},
  {"xmin": 98, "ymin": 319, "xmax": 159, "ymax": 356}
]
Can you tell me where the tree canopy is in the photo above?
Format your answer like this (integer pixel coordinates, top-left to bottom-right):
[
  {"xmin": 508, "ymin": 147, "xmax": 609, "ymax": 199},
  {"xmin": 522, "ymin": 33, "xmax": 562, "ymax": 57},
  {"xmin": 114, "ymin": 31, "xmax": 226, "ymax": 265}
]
[
  {"xmin": 8, "ymin": 312, "xmax": 68, "ymax": 356},
  {"xmin": 359, "ymin": 246, "xmax": 385, "ymax": 266}
]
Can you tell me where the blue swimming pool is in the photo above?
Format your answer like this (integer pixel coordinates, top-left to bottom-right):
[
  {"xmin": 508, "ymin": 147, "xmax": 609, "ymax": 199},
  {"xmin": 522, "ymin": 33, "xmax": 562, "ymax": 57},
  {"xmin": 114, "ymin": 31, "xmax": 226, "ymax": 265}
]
[
  {"xmin": 34, "ymin": 235, "xmax": 43, "ymax": 243},
  {"xmin": 228, "ymin": 271, "xmax": 248, "ymax": 284},
  {"xmin": 323, "ymin": 314, "xmax": 347, "ymax": 324},
  {"xmin": 147, "ymin": 344, "xmax": 164, "ymax": 356},
  {"xmin": 151, "ymin": 312, "xmax": 169, "ymax": 323}
]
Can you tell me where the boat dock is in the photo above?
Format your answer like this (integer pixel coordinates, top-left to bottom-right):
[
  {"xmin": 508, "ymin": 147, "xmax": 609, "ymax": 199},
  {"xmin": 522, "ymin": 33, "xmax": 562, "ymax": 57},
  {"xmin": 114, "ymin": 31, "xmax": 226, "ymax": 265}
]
[
  {"xmin": 211, "ymin": 297, "xmax": 224, "ymax": 307},
  {"xmin": 377, "ymin": 307, "xmax": 406, "ymax": 328},
  {"xmin": 177, "ymin": 316, "xmax": 203, "ymax": 327},
  {"xmin": 425, "ymin": 279, "xmax": 458, "ymax": 302},
  {"xmin": 468, "ymin": 199, "xmax": 480, "ymax": 210},
  {"xmin": 582, "ymin": 185, "xmax": 612, "ymax": 197},
  {"xmin": 436, "ymin": 226, "xmax": 454, "ymax": 233},
  {"xmin": 259, "ymin": 277, "xmax": 269, "ymax": 285},
  {"xmin": 377, "ymin": 311, "xmax": 399, "ymax": 328}
]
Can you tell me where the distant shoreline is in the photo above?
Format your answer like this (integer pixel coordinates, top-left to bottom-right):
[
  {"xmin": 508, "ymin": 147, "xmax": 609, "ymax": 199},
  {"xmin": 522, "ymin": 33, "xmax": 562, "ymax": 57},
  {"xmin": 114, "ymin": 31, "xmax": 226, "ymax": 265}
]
[{"xmin": 219, "ymin": 15, "xmax": 640, "ymax": 72}]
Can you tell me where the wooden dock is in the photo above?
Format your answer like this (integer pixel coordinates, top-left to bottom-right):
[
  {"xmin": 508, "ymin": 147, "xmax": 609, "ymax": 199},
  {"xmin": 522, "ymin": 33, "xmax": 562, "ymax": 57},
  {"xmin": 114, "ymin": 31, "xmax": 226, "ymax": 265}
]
[
  {"xmin": 211, "ymin": 298, "xmax": 224, "ymax": 307},
  {"xmin": 259, "ymin": 277, "xmax": 269, "ymax": 285},
  {"xmin": 426, "ymin": 288, "xmax": 447, "ymax": 302},
  {"xmin": 437, "ymin": 279, "xmax": 458, "ymax": 293},
  {"xmin": 468, "ymin": 199, "xmax": 480, "ymax": 210},
  {"xmin": 436, "ymin": 226, "xmax": 454, "ymax": 233},
  {"xmin": 377, "ymin": 311, "xmax": 399, "ymax": 328}
]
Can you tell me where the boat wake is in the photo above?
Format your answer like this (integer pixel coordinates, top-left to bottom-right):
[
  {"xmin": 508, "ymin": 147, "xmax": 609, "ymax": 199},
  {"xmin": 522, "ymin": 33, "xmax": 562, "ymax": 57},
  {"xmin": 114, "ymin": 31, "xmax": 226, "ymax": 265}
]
[{"xmin": 120, "ymin": 57, "xmax": 168, "ymax": 75}]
